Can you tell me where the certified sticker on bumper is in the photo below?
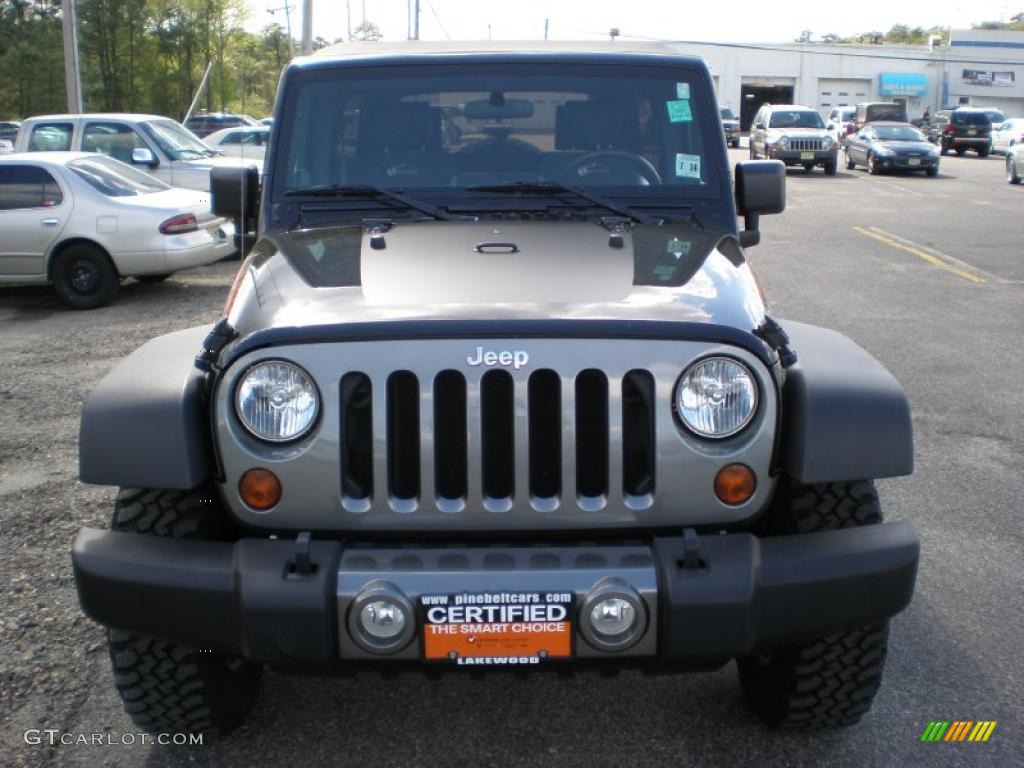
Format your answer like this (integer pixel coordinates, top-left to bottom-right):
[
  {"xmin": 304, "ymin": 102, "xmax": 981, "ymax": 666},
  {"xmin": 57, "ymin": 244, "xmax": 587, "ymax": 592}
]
[{"xmin": 421, "ymin": 591, "xmax": 573, "ymax": 664}]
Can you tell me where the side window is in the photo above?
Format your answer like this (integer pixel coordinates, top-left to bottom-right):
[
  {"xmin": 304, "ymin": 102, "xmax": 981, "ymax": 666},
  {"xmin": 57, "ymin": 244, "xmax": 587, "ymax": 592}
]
[
  {"xmin": 28, "ymin": 123, "xmax": 74, "ymax": 152},
  {"xmin": 220, "ymin": 133, "xmax": 242, "ymax": 145},
  {"xmin": 0, "ymin": 165, "xmax": 64, "ymax": 210},
  {"xmin": 82, "ymin": 122, "xmax": 148, "ymax": 164}
]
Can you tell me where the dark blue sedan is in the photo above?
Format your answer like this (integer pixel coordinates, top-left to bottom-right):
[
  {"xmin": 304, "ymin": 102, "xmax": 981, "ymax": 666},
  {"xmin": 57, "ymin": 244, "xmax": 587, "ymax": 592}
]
[{"xmin": 844, "ymin": 121, "xmax": 941, "ymax": 176}]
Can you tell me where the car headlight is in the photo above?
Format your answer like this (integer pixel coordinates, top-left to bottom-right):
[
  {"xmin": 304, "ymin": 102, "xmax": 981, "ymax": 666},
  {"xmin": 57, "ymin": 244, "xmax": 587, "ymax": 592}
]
[
  {"xmin": 675, "ymin": 357, "xmax": 758, "ymax": 439},
  {"xmin": 821, "ymin": 135, "xmax": 835, "ymax": 149},
  {"xmin": 875, "ymin": 147, "xmax": 895, "ymax": 157},
  {"xmin": 778, "ymin": 136, "xmax": 789, "ymax": 149},
  {"xmin": 236, "ymin": 360, "xmax": 319, "ymax": 442}
]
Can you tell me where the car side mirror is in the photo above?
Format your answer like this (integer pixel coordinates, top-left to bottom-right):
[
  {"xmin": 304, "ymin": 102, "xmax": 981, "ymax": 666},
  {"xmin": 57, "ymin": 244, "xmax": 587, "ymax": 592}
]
[
  {"xmin": 211, "ymin": 165, "xmax": 260, "ymax": 228},
  {"xmin": 131, "ymin": 147, "xmax": 157, "ymax": 167},
  {"xmin": 827, "ymin": 123, "xmax": 835, "ymax": 130},
  {"xmin": 734, "ymin": 160, "xmax": 785, "ymax": 248},
  {"xmin": 754, "ymin": 122, "xmax": 765, "ymax": 130}
]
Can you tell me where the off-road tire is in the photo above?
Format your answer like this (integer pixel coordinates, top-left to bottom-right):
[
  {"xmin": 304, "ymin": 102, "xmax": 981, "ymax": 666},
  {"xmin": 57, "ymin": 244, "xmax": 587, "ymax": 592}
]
[
  {"xmin": 51, "ymin": 243, "xmax": 119, "ymax": 310},
  {"xmin": 823, "ymin": 159, "xmax": 837, "ymax": 176},
  {"xmin": 977, "ymin": 145, "xmax": 990, "ymax": 158},
  {"xmin": 738, "ymin": 479, "xmax": 890, "ymax": 729},
  {"xmin": 107, "ymin": 488, "xmax": 261, "ymax": 736}
]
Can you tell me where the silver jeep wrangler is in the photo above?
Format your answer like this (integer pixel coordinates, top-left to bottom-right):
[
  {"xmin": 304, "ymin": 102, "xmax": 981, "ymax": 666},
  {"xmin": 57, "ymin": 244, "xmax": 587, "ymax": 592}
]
[{"xmin": 72, "ymin": 42, "xmax": 918, "ymax": 736}]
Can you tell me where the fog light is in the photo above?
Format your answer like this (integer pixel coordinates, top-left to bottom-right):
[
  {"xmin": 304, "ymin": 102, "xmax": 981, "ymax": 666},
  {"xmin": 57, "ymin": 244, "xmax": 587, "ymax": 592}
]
[
  {"xmin": 348, "ymin": 582, "xmax": 416, "ymax": 654},
  {"xmin": 359, "ymin": 600, "xmax": 407, "ymax": 640},
  {"xmin": 714, "ymin": 463, "xmax": 757, "ymax": 506},
  {"xmin": 590, "ymin": 598, "xmax": 637, "ymax": 638},
  {"xmin": 239, "ymin": 468, "xmax": 282, "ymax": 510},
  {"xmin": 579, "ymin": 579, "xmax": 647, "ymax": 652}
]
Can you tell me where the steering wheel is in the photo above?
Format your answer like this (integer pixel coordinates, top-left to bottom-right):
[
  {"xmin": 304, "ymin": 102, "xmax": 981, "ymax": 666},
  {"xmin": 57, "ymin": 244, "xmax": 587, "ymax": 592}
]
[{"xmin": 560, "ymin": 150, "xmax": 662, "ymax": 186}]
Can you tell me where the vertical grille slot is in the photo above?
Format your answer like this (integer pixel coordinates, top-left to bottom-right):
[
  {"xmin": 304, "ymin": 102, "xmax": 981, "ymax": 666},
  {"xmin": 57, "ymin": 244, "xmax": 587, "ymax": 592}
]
[
  {"xmin": 434, "ymin": 371, "xmax": 467, "ymax": 501},
  {"xmin": 481, "ymin": 370, "xmax": 515, "ymax": 501},
  {"xmin": 528, "ymin": 370, "xmax": 561, "ymax": 500},
  {"xmin": 387, "ymin": 371, "xmax": 420, "ymax": 501},
  {"xmin": 575, "ymin": 369, "xmax": 609, "ymax": 500},
  {"xmin": 340, "ymin": 372, "xmax": 373, "ymax": 502},
  {"xmin": 622, "ymin": 370, "xmax": 656, "ymax": 500}
]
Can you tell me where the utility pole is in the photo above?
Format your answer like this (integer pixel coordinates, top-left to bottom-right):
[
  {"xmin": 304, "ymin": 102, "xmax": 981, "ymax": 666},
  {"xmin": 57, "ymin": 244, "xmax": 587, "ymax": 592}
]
[
  {"xmin": 544, "ymin": 18, "xmax": 549, "ymax": 40},
  {"xmin": 302, "ymin": 0, "xmax": 313, "ymax": 55},
  {"xmin": 413, "ymin": 0, "xmax": 420, "ymax": 40},
  {"xmin": 346, "ymin": 0, "xmax": 352, "ymax": 40},
  {"xmin": 267, "ymin": 4, "xmax": 295, "ymax": 58},
  {"xmin": 61, "ymin": 0, "xmax": 83, "ymax": 113}
]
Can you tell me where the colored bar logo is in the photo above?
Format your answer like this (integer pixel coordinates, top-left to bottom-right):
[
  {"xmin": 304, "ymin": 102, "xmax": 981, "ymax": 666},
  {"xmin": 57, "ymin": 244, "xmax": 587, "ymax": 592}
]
[{"xmin": 920, "ymin": 721, "xmax": 997, "ymax": 742}]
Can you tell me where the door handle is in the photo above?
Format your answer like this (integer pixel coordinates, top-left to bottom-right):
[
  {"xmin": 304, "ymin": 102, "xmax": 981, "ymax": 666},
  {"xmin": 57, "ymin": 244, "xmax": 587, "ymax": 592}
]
[{"xmin": 41, "ymin": 218, "xmax": 59, "ymax": 227}]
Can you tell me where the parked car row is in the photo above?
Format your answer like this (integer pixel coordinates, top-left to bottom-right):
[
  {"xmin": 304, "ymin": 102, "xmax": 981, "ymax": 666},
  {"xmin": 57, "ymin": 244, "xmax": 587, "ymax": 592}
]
[{"xmin": 0, "ymin": 153, "xmax": 234, "ymax": 309}]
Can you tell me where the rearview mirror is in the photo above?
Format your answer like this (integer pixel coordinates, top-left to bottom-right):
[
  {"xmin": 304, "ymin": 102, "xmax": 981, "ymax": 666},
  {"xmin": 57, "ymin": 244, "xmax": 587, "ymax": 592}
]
[
  {"xmin": 131, "ymin": 147, "xmax": 157, "ymax": 166},
  {"xmin": 734, "ymin": 160, "xmax": 786, "ymax": 248},
  {"xmin": 463, "ymin": 98, "xmax": 535, "ymax": 120}
]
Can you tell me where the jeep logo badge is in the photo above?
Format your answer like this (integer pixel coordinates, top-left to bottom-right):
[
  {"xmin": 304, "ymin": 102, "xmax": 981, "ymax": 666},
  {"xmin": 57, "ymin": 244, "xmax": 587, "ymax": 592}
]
[{"xmin": 466, "ymin": 346, "xmax": 529, "ymax": 369}]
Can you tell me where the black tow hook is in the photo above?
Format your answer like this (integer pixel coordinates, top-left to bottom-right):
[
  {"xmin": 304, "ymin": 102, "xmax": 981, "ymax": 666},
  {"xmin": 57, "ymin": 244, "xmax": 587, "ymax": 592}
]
[{"xmin": 287, "ymin": 532, "xmax": 316, "ymax": 578}]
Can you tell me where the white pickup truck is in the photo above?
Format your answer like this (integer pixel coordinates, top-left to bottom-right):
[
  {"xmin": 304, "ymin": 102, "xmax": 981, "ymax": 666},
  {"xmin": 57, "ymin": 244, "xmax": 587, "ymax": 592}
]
[{"xmin": 13, "ymin": 113, "xmax": 260, "ymax": 191}]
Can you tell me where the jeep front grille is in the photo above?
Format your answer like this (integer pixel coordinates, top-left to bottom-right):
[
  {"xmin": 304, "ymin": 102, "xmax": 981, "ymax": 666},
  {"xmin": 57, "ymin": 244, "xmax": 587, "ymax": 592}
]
[
  {"xmin": 789, "ymin": 137, "xmax": 823, "ymax": 151},
  {"xmin": 340, "ymin": 368, "xmax": 656, "ymax": 514}
]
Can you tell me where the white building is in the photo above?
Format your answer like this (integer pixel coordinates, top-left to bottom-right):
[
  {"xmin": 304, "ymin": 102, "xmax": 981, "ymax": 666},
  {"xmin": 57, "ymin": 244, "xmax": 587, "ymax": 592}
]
[{"xmin": 666, "ymin": 29, "xmax": 1024, "ymax": 129}]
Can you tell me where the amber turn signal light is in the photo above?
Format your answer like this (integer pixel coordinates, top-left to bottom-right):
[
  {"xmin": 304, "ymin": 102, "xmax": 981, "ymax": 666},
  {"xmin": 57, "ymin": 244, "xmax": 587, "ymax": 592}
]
[
  {"xmin": 239, "ymin": 468, "xmax": 282, "ymax": 510},
  {"xmin": 714, "ymin": 463, "xmax": 756, "ymax": 505}
]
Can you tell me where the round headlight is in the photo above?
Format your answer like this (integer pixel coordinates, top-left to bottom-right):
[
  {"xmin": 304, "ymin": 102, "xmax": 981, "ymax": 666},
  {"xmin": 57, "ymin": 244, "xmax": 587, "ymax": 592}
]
[
  {"xmin": 235, "ymin": 360, "xmax": 319, "ymax": 442},
  {"xmin": 778, "ymin": 136, "xmax": 789, "ymax": 149},
  {"xmin": 676, "ymin": 357, "xmax": 758, "ymax": 438}
]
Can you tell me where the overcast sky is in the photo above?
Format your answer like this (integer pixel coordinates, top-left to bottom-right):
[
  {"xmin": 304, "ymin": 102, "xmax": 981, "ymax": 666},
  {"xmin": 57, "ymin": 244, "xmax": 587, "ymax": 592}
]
[{"xmin": 246, "ymin": 0, "xmax": 1021, "ymax": 44}]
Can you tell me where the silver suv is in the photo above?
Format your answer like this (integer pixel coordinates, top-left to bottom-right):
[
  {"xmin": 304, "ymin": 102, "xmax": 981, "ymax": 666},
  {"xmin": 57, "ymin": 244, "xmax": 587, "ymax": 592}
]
[
  {"xmin": 749, "ymin": 104, "xmax": 839, "ymax": 174},
  {"xmin": 72, "ymin": 43, "xmax": 918, "ymax": 737}
]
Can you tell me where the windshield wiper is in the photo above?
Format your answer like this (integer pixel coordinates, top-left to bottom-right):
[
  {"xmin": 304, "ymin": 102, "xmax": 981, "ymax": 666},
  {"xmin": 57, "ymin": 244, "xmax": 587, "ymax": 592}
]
[
  {"xmin": 285, "ymin": 184, "xmax": 453, "ymax": 220},
  {"xmin": 465, "ymin": 181, "xmax": 660, "ymax": 225}
]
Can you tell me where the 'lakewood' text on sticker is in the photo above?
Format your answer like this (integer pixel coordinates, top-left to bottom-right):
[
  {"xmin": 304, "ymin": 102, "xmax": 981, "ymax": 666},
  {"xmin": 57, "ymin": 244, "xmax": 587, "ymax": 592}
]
[
  {"xmin": 666, "ymin": 99, "xmax": 692, "ymax": 123},
  {"xmin": 675, "ymin": 153, "xmax": 701, "ymax": 179}
]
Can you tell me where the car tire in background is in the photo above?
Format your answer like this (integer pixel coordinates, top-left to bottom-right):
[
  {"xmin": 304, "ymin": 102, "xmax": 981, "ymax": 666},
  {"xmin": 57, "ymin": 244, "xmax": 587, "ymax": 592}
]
[
  {"xmin": 978, "ymin": 145, "xmax": 990, "ymax": 158},
  {"xmin": 867, "ymin": 154, "xmax": 880, "ymax": 175},
  {"xmin": 927, "ymin": 165, "xmax": 939, "ymax": 177},
  {"xmin": 737, "ymin": 479, "xmax": 890, "ymax": 729},
  {"xmin": 823, "ymin": 159, "xmax": 837, "ymax": 176},
  {"xmin": 51, "ymin": 243, "xmax": 119, "ymax": 310},
  {"xmin": 845, "ymin": 152, "xmax": 856, "ymax": 170},
  {"xmin": 1008, "ymin": 154, "xmax": 1021, "ymax": 184}
]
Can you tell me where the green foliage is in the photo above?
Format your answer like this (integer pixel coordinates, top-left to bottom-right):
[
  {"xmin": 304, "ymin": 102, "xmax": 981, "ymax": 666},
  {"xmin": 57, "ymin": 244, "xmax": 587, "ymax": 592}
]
[
  {"xmin": 0, "ymin": 0, "xmax": 312, "ymax": 121},
  {"xmin": 795, "ymin": 24, "xmax": 951, "ymax": 46}
]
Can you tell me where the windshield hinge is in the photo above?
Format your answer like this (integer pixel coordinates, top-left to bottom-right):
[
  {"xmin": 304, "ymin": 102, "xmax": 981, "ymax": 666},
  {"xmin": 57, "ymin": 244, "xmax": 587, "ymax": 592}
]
[
  {"xmin": 754, "ymin": 316, "xmax": 797, "ymax": 368},
  {"xmin": 195, "ymin": 318, "xmax": 237, "ymax": 372},
  {"xmin": 599, "ymin": 216, "xmax": 634, "ymax": 233}
]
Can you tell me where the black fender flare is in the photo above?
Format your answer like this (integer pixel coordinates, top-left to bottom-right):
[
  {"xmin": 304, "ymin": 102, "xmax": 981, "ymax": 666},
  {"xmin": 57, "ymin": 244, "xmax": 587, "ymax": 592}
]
[
  {"xmin": 79, "ymin": 326, "xmax": 212, "ymax": 490},
  {"xmin": 777, "ymin": 320, "xmax": 913, "ymax": 483}
]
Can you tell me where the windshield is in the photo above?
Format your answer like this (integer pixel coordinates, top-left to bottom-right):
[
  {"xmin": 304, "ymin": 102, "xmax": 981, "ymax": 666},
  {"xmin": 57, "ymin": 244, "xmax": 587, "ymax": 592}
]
[
  {"xmin": 769, "ymin": 110, "xmax": 825, "ymax": 129},
  {"xmin": 142, "ymin": 119, "xmax": 216, "ymax": 160},
  {"xmin": 277, "ymin": 62, "xmax": 721, "ymax": 207},
  {"xmin": 873, "ymin": 125, "xmax": 926, "ymax": 142},
  {"xmin": 68, "ymin": 156, "xmax": 170, "ymax": 196},
  {"xmin": 953, "ymin": 112, "xmax": 991, "ymax": 126}
]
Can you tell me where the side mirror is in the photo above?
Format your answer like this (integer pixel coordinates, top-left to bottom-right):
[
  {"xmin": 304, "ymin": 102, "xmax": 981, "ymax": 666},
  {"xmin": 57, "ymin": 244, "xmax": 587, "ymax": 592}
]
[
  {"xmin": 131, "ymin": 147, "xmax": 157, "ymax": 167},
  {"xmin": 734, "ymin": 160, "xmax": 786, "ymax": 248},
  {"xmin": 754, "ymin": 122, "xmax": 765, "ymax": 130},
  {"xmin": 211, "ymin": 165, "xmax": 260, "ymax": 228},
  {"xmin": 827, "ymin": 123, "xmax": 835, "ymax": 130}
]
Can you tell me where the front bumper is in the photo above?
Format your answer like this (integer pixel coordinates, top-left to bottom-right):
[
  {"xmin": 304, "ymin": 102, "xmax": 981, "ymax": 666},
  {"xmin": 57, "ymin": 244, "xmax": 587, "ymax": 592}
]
[
  {"xmin": 874, "ymin": 154, "xmax": 939, "ymax": 171},
  {"xmin": 768, "ymin": 147, "xmax": 837, "ymax": 164},
  {"xmin": 72, "ymin": 522, "xmax": 919, "ymax": 669}
]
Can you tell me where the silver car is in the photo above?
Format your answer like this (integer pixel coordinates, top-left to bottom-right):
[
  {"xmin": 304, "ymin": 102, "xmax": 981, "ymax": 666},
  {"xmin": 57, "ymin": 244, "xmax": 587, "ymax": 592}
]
[
  {"xmin": 203, "ymin": 126, "xmax": 270, "ymax": 162},
  {"xmin": 0, "ymin": 152, "xmax": 234, "ymax": 309},
  {"xmin": 991, "ymin": 118, "xmax": 1024, "ymax": 155}
]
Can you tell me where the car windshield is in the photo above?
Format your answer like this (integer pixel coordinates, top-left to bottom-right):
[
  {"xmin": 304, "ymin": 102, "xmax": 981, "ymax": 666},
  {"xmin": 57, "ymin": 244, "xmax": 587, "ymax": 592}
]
[
  {"xmin": 769, "ymin": 110, "xmax": 825, "ymax": 129},
  {"xmin": 142, "ymin": 119, "xmax": 216, "ymax": 160},
  {"xmin": 68, "ymin": 156, "xmax": 170, "ymax": 196},
  {"xmin": 873, "ymin": 125, "xmax": 926, "ymax": 142},
  {"xmin": 720, "ymin": 108, "xmax": 735, "ymax": 119},
  {"xmin": 276, "ymin": 62, "xmax": 721, "ymax": 209},
  {"xmin": 953, "ymin": 112, "xmax": 991, "ymax": 126}
]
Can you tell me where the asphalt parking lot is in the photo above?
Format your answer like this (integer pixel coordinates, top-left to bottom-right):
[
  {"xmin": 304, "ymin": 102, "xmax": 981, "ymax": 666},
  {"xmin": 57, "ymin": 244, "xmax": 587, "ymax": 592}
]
[{"xmin": 1, "ymin": 145, "xmax": 1021, "ymax": 767}]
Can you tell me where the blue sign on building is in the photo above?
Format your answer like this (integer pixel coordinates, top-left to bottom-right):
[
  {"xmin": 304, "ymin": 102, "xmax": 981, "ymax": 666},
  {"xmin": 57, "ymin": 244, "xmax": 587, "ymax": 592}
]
[{"xmin": 880, "ymin": 73, "xmax": 928, "ymax": 97}]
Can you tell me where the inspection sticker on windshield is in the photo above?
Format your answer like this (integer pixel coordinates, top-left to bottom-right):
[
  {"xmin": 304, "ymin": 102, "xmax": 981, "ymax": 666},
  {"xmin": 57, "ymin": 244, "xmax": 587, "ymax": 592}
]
[
  {"xmin": 421, "ymin": 591, "xmax": 573, "ymax": 664},
  {"xmin": 666, "ymin": 99, "xmax": 693, "ymax": 123},
  {"xmin": 675, "ymin": 153, "xmax": 701, "ymax": 178},
  {"xmin": 676, "ymin": 82, "xmax": 691, "ymax": 99}
]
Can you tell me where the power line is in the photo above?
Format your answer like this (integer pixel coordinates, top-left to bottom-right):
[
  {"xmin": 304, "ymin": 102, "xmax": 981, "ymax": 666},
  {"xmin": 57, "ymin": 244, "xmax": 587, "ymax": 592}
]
[{"xmin": 427, "ymin": 0, "xmax": 451, "ymax": 41}]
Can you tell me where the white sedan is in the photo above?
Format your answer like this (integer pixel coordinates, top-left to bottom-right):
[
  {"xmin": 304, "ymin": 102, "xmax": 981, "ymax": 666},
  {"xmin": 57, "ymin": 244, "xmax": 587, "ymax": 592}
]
[
  {"xmin": 0, "ymin": 152, "xmax": 234, "ymax": 309},
  {"xmin": 203, "ymin": 126, "xmax": 270, "ymax": 162}
]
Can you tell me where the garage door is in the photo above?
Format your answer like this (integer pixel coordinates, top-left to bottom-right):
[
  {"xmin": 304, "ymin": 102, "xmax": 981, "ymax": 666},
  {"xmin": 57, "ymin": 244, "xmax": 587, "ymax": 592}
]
[{"xmin": 818, "ymin": 79, "xmax": 872, "ymax": 110}]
